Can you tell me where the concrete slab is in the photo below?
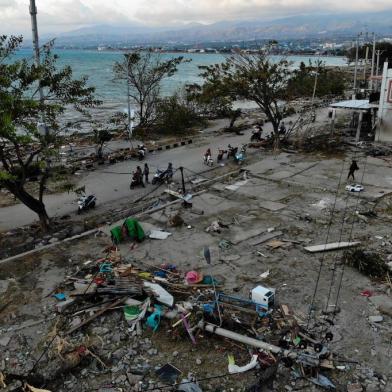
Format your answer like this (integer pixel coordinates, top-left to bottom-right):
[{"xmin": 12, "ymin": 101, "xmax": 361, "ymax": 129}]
[
  {"xmin": 266, "ymin": 170, "xmax": 295, "ymax": 180},
  {"xmin": 249, "ymin": 231, "xmax": 283, "ymax": 246},
  {"xmin": 259, "ymin": 201, "xmax": 286, "ymax": 211},
  {"xmin": 230, "ymin": 226, "xmax": 266, "ymax": 245}
]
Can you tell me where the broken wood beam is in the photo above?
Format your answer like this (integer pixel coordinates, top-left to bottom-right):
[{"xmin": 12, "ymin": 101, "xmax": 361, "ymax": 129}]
[
  {"xmin": 304, "ymin": 241, "xmax": 360, "ymax": 253},
  {"xmin": 65, "ymin": 297, "xmax": 126, "ymax": 335}
]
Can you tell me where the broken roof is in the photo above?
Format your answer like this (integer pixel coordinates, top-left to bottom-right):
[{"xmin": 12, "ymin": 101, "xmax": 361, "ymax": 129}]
[{"xmin": 330, "ymin": 99, "xmax": 374, "ymax": 111}]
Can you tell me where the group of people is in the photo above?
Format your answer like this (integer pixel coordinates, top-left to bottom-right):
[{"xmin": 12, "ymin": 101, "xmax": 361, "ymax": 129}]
[
  {"xmin": 132, "ymin": 163, "xmax": 149, "ymax": 187},
  {"xmin": 131, "ymin": 162, "xmax": 174, "ymax": 187}
]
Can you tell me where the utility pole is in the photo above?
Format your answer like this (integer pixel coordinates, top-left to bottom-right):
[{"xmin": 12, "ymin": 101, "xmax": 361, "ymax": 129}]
[
  {"xmin": 353, "ymin": 33, "xmax": 361, "ymax": 97},
  {"xmin": 363, "ymin": 46, "xmax": 369, "ymax": 84},
  {"xmin": 375, "ymin": 50, "xmax": 386, "ymax": 91},
  {"xmin": 29, "ymin": 0, "xmax": 47, "ymax": 137},
  {"xmin": 124, "ymin": 54, "xmax": 134, "ymax": 148},
  {"xmin": 370, "ymin": 33, "xmax": 376, "ymax": 91}
]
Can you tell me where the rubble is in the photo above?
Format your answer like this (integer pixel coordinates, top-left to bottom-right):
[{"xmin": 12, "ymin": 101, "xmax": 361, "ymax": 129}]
[{"xmin": 1, "ymin": 149, "xmax": 392, "ymax": 391}]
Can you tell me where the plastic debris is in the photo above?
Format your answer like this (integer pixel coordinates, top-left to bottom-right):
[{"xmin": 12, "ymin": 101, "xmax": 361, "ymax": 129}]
[
  {"xmin": 228, "ymin": 354, "xmax": 258, "ymax": 374},
  {"xmin": 144, "ymin": 281, "xmax": 174, "ymax": 307},
  {"xmin": 177, "ymin": 379, "xmax": 203, "ymax": 392}
]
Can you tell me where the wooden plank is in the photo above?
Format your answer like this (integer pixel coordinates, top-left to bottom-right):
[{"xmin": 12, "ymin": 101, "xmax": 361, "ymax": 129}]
[
  {"xmin": 304, "ymin": 241, "xmax": 360, "ymax": 253},
  {"xmin": 65, "ymin": 297, "xmax": 126, "ymax": 335}
]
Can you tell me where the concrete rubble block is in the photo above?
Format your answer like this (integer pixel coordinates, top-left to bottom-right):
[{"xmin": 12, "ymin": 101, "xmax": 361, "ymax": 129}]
[
  {"xmin": 369, "ymin": 295, "xmax": 392, "ymax": 317},
  {"xmin": 55, "ymin": 298, "xmax": 75, "ymax": 313},
  {"xmin": 0, "ymin": 335, "xmax": 11, "ymax": 347},
  {"xmin": 230, "ymin": 227, "xmax": 266, "ymax": 245},
  {"xmin": 347, "ymin": 383, "xmax": 363, "ymax": 392},
  {"xmin": 368, "ymin": 315, "xmax": 383, "ymax": 323}
]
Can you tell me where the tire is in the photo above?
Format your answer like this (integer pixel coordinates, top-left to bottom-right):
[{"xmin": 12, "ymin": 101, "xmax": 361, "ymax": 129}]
[
  {"xmin": 152, "ymin": 178, "xmax": 157, "ymax": 185},
  {"xmin": 77, "ymin": 208, "xmax": 82, "ymax": 215},
  {"xmin": 91, "ymin": 201, "xmax": 96, "ymax": 208},
  {"xmin": 314, "ymin": 343, "xmax": 323, "ymax": 353},
  {"xmin": 325, "ymin": 332, "xmax": 333, "ymax": 342}
]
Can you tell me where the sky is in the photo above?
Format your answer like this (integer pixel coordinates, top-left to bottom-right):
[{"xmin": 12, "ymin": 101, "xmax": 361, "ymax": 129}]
[{"xmin": 1, "ymin": 0, "xmax": 392, "ymax": 36}]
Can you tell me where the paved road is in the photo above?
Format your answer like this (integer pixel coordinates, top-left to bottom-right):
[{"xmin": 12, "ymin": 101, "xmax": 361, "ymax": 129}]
[
  {"xmin": 0, "ymin": 108, "xmax": 333, "ymax": 231},
  {"xmin": 0, "ymin": 124, "xmax": 256, "ymax": 231}
]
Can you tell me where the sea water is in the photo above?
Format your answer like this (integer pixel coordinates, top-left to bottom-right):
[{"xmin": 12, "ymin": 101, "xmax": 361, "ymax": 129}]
[{"xmin": 12, "ymin": 49, "xmax": 347, "ymax": 123}]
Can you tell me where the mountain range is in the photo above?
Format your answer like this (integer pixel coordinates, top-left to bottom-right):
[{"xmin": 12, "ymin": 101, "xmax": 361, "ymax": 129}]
[{"xmin": 48, "ymin": 11, "xmax": 392, "ymax": 47}]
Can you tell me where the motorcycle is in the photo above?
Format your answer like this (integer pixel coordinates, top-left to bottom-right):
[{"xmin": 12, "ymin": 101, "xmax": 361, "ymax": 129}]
[
  {"xmin": 130, "ymin": 173, "xmax": 145, "ymax": 189},
  {"xmin": 250, "ymin": 130, "xmax": 262, "ymax": 142},
  {"xmin": 227, "ymin": 145, "xmax": 238, "ymax": 159},
  {"xmin": 234, "ymin": 145, "xmax": 247, "ymax": 164},
  {"xmin": 77, "ymin": 194, "xmax": 96, "ymax": 214},
  {"xmin": 203, "ymin": 154, "xmax": 214, "ymax": 167},
  {"xmin": 137, "ymin": 144, "xmax": 146, "ymax": 161},
  {"xmin": 151, "ymin": 169, "xmax": 171, "ymax": 185}
]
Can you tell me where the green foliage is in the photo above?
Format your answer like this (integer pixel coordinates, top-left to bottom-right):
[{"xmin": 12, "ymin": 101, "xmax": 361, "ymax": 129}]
[
  {"xmin": 0, "ymin": 35, "xmax": 100, "ymax": 228},
  {"xmin": 113, "ymin": 51, "xmax": 189, "ymax": 127},
  {"xmin": 288, "ymin": 61, "xmax": 346, "ymax": 98},
  {"xmin": 155, "ymin": 91, "xmax": 204, "ymax": 134}
]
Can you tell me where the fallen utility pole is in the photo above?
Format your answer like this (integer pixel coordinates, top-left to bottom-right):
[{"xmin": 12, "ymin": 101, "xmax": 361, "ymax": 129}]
[{"xmin": 198, "ymin": 321, "xmax": 297, "ymax": 359}]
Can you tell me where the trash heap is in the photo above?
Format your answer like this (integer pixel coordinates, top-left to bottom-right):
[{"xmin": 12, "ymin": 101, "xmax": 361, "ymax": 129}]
[{"xmin": 2, "ymin": 220, "xmax": 385, "ymax": 392}]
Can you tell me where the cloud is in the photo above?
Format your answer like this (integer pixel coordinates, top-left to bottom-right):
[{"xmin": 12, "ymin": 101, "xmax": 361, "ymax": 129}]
[{"xmin": 1, "ymin": 0, "xmax": 392, "ymax": 35}]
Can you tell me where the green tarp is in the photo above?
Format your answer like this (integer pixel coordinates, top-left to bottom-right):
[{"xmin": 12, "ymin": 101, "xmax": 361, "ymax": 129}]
[
  {"xmin": 110, "ymin": 218, "xmax": 145, "ymax": 244},
  {"xmin": 124, "ymin": 218, "xmax": 145, "ymax": 241}
]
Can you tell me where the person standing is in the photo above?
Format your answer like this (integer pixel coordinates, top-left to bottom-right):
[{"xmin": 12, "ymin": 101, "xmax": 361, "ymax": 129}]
[
  {"xmin": 347, "ymin": 160, "xmax": 359, "ymax": 181},
  {"xmin": 143, "ymin": 163, "xmax": 150, "ymax": 184}
]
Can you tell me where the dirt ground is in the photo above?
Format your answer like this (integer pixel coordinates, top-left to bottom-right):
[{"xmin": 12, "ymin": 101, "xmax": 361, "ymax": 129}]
[{"xmin": 1, "ymin": 149, "xmax": 392, "ymax": 392}]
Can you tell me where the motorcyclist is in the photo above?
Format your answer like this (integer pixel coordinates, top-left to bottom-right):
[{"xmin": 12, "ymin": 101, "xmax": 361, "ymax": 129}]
[
  {"xmin": 137, "ymin": 144, "xmax": 145, "ymax": 160},
  {"xmin": 279, "ymin": 121, "xmax": 286, "ymax": 135},
  {"xmin": 251, "ymin": 125, "xmax": 263, "ymax": 141},
  {"xmin": 165, "ymin": 163, "xmax": 173, "ymax": 179},
  {"xmin": 204, "ymin": 148, "xmax": 212, "ymax": 164},
  {"xmin": 132, "ymin": 166, "xmax": 144, "ymax": 187}
]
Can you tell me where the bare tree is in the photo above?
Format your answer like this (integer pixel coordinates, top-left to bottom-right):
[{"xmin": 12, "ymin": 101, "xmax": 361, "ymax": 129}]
[{"xmin": 113, "ymin": 51, "xmax": 188, "ymax": 128}]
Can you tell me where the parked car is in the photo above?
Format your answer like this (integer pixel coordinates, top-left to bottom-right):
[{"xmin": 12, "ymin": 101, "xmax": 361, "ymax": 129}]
[{"xmin": 345, "ymin": 184, "xmax": 364, "ymax": 192}]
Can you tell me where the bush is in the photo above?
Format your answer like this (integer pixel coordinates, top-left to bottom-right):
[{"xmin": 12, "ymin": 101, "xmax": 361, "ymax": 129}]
[{"xmin": 155, "ymin": 92, "xmax": 205, "ymax": 135}]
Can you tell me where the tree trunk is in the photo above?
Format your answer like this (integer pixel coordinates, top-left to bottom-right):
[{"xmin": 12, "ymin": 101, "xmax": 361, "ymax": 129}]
[{"xmin": 5, "ymin": 182, "xmax": 50, "ymax": 232}]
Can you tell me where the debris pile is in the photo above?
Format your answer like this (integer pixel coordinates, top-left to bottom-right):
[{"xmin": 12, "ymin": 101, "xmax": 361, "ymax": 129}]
[
  {"xmin": 0, "ymin": 222, "xmax": 376, "ymax": 392},
  {"xmin": 343, "ymin": 249, "xmax": 389, "ymax": 278}
]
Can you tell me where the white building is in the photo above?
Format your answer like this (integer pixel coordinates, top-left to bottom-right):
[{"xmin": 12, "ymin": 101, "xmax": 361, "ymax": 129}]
[{"xmin": 375, "ymin": 62, "xmax": 392, "ymax": 143}]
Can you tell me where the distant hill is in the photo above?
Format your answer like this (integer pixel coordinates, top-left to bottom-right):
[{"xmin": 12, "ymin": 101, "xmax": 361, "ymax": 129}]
[{"xmin": 51, "ymin": 11, "xmax": 392, "ymax": 46}]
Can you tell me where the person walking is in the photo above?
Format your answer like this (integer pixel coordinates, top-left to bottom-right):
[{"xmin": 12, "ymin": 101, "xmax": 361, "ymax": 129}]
[
  {"xmin": 347, "ymin": 159, "xmax": 359, "ymax": 181},
  {"xmin": 143, "ymin": 163, "xmax": 150, "ymax": 184}
]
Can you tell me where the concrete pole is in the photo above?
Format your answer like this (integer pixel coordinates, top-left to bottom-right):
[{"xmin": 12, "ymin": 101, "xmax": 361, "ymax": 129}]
[
  {"xmin": 29, "ymin": 0, "xmax": 42, "ymax": 95},
  {"xmin": 363, "ymin": 46, "xmax": 369, "ymax": 84},
  {"xmin": 353, "ymin": 34, "xmax": 360, "ymax": 96},
  {"xmin": 355, "ymin": 111, "xmax": 363, "ymax": 143},
  {"xmin": 125, "ymin": 54, "xmax": 133, "ymax": 148},
  {"xmin": 199, "ymin": 322, "xmax": 299, "ymax": 359},
  {"xmin": 376, "ymin": 50, "xmax": 381, "ymax": 91},
  {"xmin": 370, "ymin": 33, "xmax": 376, "ymax": 90}
]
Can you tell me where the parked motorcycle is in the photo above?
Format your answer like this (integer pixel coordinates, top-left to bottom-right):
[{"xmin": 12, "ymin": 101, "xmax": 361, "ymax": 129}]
[
  {"xmin": 77, "ymin": 194, "xmax": 96, "ymax": 214},
  {"xmin": 151, "ymin": 169, "xmax": 171, "ymax": 185},
  {"xmin": 250, "ymin": 129, "xmax": 262, "ymax": 142},
  {"xmin": 234, "ymin": 144, "xmax": 247, "ymax": 164},
  {"xmin": 130, "ymin": 173, "xmax": 145, "ymax": 189}
]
